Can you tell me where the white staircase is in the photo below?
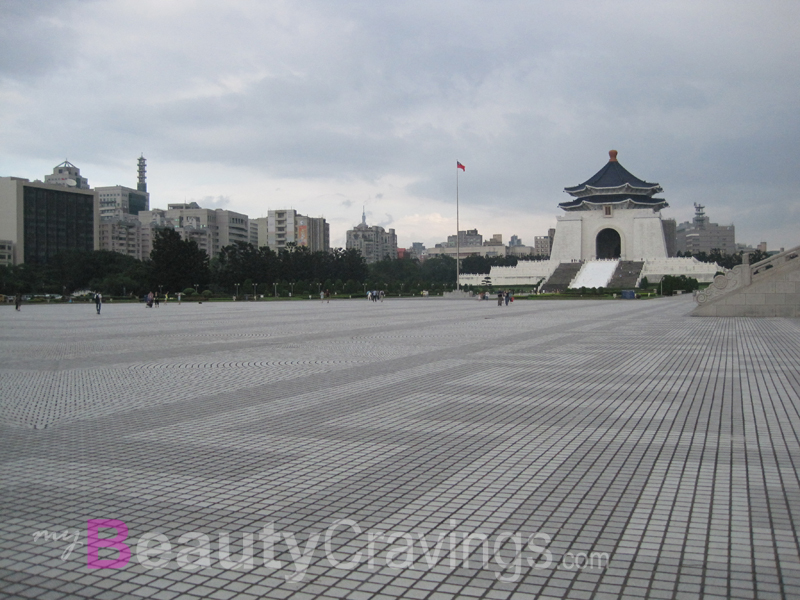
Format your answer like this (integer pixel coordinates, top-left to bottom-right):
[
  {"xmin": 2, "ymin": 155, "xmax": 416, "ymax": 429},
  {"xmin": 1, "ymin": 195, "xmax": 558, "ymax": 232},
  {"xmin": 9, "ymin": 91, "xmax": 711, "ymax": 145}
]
[{"xmin": 569, "ymin": 260, "xmax": 619, "ymax": 289}]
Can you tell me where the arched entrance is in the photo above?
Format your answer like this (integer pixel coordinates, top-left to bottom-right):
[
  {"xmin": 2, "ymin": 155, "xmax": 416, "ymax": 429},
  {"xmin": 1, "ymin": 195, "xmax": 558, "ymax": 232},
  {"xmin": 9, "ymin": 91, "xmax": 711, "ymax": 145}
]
[{"xmin": 596, "ymin": 228, "xmax": 621, "ymax": 259}]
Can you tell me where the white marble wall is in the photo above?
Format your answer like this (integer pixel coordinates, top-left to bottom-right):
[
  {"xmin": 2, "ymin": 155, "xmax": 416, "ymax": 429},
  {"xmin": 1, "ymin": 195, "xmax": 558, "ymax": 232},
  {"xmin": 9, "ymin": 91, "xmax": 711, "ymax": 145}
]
[{"xmin": 551, "ymin": 207, "xmax": 668, "ymax": 262}]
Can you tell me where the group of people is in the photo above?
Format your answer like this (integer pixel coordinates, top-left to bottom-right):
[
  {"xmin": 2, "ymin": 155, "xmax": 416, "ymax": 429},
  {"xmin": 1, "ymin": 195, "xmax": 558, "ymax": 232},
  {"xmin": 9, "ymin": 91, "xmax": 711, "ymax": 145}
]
[
  {"xmin": 319, "ymin": 289, "xmax": 331, "ymax": 303},
  {"xmin": 475, "ymin": 290, "xmax": 514, "ymax": 305},
  {"xmin": 144, "ymin": 292, "xmax": 161, "ymax": 308},
  {"xmin": 367, "ymin": 290, "xmax": 385, "ymax": 302},
  {"xmin": 497, "ymin": 290, "xmax": 513, "ymax": 306}
]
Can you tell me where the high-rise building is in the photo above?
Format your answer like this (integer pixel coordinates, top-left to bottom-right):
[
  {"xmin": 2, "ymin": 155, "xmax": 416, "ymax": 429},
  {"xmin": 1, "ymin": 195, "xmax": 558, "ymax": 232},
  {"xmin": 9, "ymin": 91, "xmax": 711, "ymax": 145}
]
[
  {"xmin": 96, "ymin": 158, "xmax": 151, "ymax": 259},
  {"xmin": 429, "ymin": 227, "xmax": 506, "ymax": 259},
  {"xmin": 484, "ymin": 234, "xmax": 504, "ymax": 247},
  {"xmin": 409, "ymin": 242, "xmax": 427, "ymax": 260},
  {"xmin": 0, "ymin": 176, "xmax": 99, "ymax": 265},
  {"xmin": 137, "ymin": 202, "xmax": 250, "ymax": 258},
  {"xmin": 249, "ymin": 221, "xmax": 259, "ymax": 247},
  {"xmin": 446, "ymin": 229, "xmax": 482, "ymax": 247},
  {"xmin": 253, "ymin": 209, "xmax": 330, "ymax": 252},
  {"xmin": 346, "ymin": 209, "xmax": 398, "ymax": 263},
  {"xmin": 98, "ymin": 215, "xmax": 143, "ymax": 260},
  {"xmin": 676, "ymin": 204, "xmax": 735, "ymax": 255},
  {"xmin": 97, "ymin": 186, "xmax": 150, "ymax": 221},
  {"xmin": 533, "ymin": 235, "xmax": 551, "ymax": 256},
  {"xmin": 0, "ymin": 240, "xmax": 15, "ymax": 267}
]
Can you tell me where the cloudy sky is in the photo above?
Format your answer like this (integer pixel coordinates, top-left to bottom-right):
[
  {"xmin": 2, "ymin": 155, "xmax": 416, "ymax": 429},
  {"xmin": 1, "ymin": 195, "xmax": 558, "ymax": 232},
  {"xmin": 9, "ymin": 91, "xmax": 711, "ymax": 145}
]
[{"xmin": 2, "ymin": 0, "xmax": 799, "ymax": 250}]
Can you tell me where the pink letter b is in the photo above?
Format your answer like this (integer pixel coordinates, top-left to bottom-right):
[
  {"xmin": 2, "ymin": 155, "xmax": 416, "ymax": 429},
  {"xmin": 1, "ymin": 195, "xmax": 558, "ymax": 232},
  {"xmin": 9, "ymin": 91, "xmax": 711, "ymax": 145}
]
[{"xmin": 87, "ymin": 519, "xmax": 131, "ymax": 569}]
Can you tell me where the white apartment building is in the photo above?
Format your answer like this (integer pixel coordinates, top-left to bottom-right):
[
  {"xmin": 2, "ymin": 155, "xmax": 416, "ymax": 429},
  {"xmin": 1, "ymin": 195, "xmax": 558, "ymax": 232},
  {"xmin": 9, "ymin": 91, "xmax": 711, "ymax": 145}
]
[
  {"xmin": 253, "ymin": 209, "xmax": 330, "ymax": 253},
  {"xmin": 98, "ymin": 215, "xmax": 143, "ymax": 260},
  {"xmin": 137, "ymin": 202, "xmax": 249, "ymax": 258},
  {"xmin": 346, "ymin": 210, "xmax": 398, "ymax": 263}
]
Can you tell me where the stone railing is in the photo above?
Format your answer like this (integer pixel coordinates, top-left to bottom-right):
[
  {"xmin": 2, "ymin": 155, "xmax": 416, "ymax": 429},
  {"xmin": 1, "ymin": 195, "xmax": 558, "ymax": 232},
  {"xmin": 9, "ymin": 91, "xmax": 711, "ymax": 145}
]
[
  {"xmin": 695, "ymin": 244, "xmax": 800, "ymax": 305},
  {"xmin": 751, "ymin": 245, "xmax": 799, "ymax": 279}
]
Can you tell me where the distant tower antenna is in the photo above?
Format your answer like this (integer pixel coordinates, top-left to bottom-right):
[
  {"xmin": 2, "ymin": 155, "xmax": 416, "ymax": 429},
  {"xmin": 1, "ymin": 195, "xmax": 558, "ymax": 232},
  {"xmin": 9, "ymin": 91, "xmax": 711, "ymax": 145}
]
[
  {"xmin": 362, "ymin": 205, "xmax": 367, "ymax": 226},
  {"xmin": 137, "ymin": 155, "xmax": 147, "ymax": 192}
]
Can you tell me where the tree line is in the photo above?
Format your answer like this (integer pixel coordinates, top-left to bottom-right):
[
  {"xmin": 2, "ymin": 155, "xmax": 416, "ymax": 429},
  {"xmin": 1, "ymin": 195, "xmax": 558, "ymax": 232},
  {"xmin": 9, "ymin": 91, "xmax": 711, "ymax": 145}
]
[
  {"xmin": 0, "ymin": 229, "xmax": 464, "ymax": 297},
  {"xmin": 1, "ymin": 230, "xmax": 766, "ymax": 298}
]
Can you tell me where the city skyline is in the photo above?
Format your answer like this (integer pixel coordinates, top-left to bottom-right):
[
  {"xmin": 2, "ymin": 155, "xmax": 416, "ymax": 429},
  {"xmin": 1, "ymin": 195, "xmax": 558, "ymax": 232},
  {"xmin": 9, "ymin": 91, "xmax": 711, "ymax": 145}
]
[{"xmin": 2, "ymin": 1, "xmax": 798, "ymax": 250}]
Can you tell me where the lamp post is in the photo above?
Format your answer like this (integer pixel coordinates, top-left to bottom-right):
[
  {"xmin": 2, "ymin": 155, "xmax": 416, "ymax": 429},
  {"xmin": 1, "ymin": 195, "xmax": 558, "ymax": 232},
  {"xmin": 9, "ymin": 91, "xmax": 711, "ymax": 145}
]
[
  {"xmin": 362, "ymin": 283, "xmax": 367, "ymax": 295},
  {"xmin": 317, "ymin": 283, "xmax": 322, "ymax": 296},
  {"xmin": 234, "ymin": 283, "xmax": 239, "ymax": 299},
  {"xmin": 195, "ymin": 283, "xmax": 199, "ymax": 297},
  {"xmin": 253, "ymin": 283, "xmax": 258, "ymax": 300},
  {"xmin": 273, "ymin": 282, "xmax": 278, "ymax": 298},
  {"xmin": 400, "ymin": 283, "xmax": 404, "ymax": 297},
  {"xmin": 158, "ymin": 285, "xmax": 163, "ymax": 298},
  {"xmin": 289, "ymin": 282, "xmax": 294, "ymax": 297}
]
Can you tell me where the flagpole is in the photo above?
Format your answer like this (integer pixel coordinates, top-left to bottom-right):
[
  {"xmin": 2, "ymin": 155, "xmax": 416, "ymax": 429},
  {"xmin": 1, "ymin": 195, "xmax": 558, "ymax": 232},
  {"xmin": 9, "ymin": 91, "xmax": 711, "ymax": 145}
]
[{"xmin": 456, "ymin": 164, "xmax": 460, "ymax": 291}]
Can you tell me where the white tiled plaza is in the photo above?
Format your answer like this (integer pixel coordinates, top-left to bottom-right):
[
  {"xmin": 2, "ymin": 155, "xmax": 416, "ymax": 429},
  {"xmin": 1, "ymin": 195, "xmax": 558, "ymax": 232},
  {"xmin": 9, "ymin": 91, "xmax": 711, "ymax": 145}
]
[{"xmin": 1, "ymin": 297, "xmax": 799, "ymax": 599}]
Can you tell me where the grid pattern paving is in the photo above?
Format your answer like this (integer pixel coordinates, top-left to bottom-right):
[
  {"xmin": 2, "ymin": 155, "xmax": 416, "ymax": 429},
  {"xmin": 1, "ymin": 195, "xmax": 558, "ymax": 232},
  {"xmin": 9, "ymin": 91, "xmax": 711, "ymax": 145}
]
[{"xmin": 1, "ymin": 296, "xmax": 799, "ymax": 599}]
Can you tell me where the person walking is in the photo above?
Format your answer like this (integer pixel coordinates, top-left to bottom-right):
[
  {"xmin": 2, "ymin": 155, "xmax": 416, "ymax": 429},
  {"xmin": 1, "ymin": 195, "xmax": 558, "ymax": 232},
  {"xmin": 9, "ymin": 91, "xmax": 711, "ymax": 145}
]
[
  {"xmin": 94, "ymin": 292, "xmax": 102, "ymax": 314},
  {"xmin": 504, "ymin": 290, "xmax": 511, "ymax": 306},
  {"xmin": 497, "ymin": 290, "xmax": 503, "ymax": 306},
  {"xmin": 325, "ymin": 289, "xmax": 330, "ymax": 303},
  {"xmin": 15, "ymin": 292, "xmax": 22, "ymax": 311}
]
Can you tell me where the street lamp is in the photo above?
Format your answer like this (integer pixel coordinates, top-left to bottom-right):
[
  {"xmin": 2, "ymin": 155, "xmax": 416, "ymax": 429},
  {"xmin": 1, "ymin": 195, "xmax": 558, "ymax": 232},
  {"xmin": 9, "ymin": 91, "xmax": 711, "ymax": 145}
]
[
  {"xmin": 362, "ymin": 283, "xmax": 367, "ymax": 295},
  {"xmin": 195, "ymin": 283, "xmax": 199, "ymax": 297},
  {"xmin": 234, "ymin": 283, "xmax": 239, "ymax": 299},
  {"xmin": 273, "ymin": 282, "xmax": 278, "ymax": 297},
  {"xmin": 400, "ymin": 283, "xmax": 404, "ymax": 296},
  {"xmin": 158, "ymin": 285, "xmax": 163, "ymax": 298},
  {"xmin": 253, "ymin": 283, "xmax": 258, "ymax": 300},
  {"xmin": 289, "ymin": 282, "xmax": 294, "ymax": 297}
]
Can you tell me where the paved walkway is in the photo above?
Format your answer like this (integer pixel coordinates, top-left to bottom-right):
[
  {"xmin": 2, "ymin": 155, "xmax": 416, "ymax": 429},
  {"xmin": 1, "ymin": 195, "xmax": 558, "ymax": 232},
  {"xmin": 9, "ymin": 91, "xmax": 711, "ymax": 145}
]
[{"xmin": 1, "ymin": 297, "xmax": 799, "ymax": 599}]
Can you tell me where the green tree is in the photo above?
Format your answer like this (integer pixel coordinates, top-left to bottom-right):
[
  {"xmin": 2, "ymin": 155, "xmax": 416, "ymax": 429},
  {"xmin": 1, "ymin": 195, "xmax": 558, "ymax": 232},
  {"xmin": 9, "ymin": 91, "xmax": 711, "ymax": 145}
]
[
  {"xmin": 150, "ymin": 229, "xmax": 210, "ymax": 294},
  {"xmin": 420, "ymin": 255, "xmax": 457, "ymax": 285}
]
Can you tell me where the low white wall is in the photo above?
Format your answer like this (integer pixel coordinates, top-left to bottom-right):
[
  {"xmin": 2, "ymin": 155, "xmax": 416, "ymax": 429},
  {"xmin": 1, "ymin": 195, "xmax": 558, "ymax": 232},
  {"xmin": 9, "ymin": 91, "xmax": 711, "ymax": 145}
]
[{"xmin": 641, "ymin": 257, "xmax": 720, "ymax": 283}]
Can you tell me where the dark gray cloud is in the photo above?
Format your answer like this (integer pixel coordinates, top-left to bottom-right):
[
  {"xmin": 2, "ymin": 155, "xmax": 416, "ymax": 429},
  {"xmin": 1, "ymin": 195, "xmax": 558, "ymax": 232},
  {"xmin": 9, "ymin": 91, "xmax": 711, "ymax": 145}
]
[{"xmin": 1, "ymin": 0, "xmax": 799, "ymax": 249}]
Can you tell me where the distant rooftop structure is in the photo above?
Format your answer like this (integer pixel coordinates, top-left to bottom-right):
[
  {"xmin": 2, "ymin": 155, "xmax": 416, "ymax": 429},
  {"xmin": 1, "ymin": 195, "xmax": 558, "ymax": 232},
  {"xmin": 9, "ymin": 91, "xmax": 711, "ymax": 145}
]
[
  {"xmin": 44, "ymin": 160, "xmax": 90, "ymax": 189},
  {"xmin": 137, "ymin": 155, "xmax": 147, "ymax": 193}
]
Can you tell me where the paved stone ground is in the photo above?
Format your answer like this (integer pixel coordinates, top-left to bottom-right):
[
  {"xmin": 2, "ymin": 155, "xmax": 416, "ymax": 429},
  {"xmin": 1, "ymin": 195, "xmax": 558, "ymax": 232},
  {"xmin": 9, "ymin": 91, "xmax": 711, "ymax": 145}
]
[{"xmin": 1, "ymin": 296, "xmax": 800, "ymax": 600}]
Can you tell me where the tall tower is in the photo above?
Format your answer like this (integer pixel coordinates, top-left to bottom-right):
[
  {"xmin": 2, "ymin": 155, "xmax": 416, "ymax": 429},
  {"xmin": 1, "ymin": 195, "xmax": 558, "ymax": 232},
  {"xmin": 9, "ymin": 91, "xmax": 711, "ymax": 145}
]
[{"xmin": 137, "ymin": 155, "xmax": 147, "ymax": 192}]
